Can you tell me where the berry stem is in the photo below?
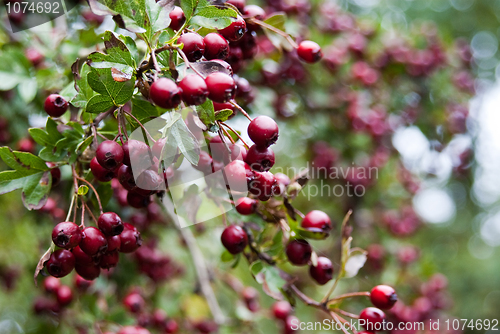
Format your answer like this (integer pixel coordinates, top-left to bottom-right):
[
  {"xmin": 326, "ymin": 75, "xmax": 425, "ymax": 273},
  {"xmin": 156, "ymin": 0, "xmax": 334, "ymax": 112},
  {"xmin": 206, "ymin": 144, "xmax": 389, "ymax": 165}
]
[
  {"xmin": 83, "ymin": 201, "xmax": 98, "ymax": 225},
  {"xmin": 74, "ymin": 173, "xmax": 103, "ymax": 215},
  {"xmin": 123, "ymin": 110, "xmax": 156, "ymax": 144},
  {"xmin": 80, "ymin": 197, "xmax": 86, "ymax": 228},
  {"xmin": 330, "ymin": 308, "xmax": 360, "ymax": 319},
  {"xmin": 321, "ymin": 274, "xmax": 341, "ymax": 304},
  {"xmin": 174, "ymin": 46, "xmax": 206, "ymax": 79},
  {"xmin": 330, "ymin": 311, "xmax": 358, "ymax": 334},
  {"xmin": 218, "ymin": 123, "xmax": 236, "ymax": 145},
  {"xmin": 65, "ymin": 194, "xmax": 77, "ymax": 222},
  {"xmin": 150, "ymin": 50, "xmax": 161, "ymax": 81},
  {"xmin": 219, "ymin": 122, "xmax": 250, "ymax": 149},
  {"xmin": 230, "ymin": 101, "xmax": 252, "ymax": 121},
  {"xmin": 247, "ymin": 18, "xmax": 299, "ymax": 48},
  {"xmin": 327, "ymin": 291, "xmax": 370, "ymax": 305}
]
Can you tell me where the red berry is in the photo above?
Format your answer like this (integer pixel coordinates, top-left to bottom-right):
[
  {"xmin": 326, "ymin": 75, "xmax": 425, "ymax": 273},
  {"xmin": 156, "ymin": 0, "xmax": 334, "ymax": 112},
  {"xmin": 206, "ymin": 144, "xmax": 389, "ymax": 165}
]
[
  {"xmin": 123, "ymin": 291, "xmax": 145, "ymax": 313},
  {"xmin": 221, "ymin": 225, "xmax": 248, "ymax": 254},
  {"xmin": 218, "ymin": 15, "xmax": 247, "ymax": 42},
  {"xmin": 80, "ymin": 227, "xmax": 108, "ymax": 257},
  {"xmin": 25, "ymin": 47, "xmax": 44, "ymax": 67},
  {"xmin": 285, "ymin": 239, "xmax": 312, "ymax": 266},
  {"xmin": 49, "ymin": 166, "xmax": 61, "ymax": 186},
  {"xmin": 90, "ymin": 157, "xmax": 115, "ymax": 182},
  {"xmin": 235, "ymin": 76, "xmax": 253, "ymax": 101},
  {"xmin": 179, "ymin": 74, "xmax": 209, "ymax": 106},
  {"xmin": 56, "ymin": 285, "xmax": 73, "ymax": 306},
  {"xmin": 245, "ymin": 144, "xmax": 275, "ymax": 172},
  {"xmin": 230, "ymin": 143, "xmax": 247, "ymax": 161},
  {"xmin": 284, "ymin": 316, "xmax": 300, "ymax": 334},
  {"xmin": 72, "ymin": 245, "xmax": 94, "ymax": 266},
  {"xmin": 223, "ymin": 160, "xmax": 254, "ymax": 193},
  {"xmin": 204, "ymin": 33, "xmax": 229, "ymax": 60},
  {"xmin": 274, "ymin": 172, "xmax": 290, "ymax": 195},
  {"xmin": 235, "ymin": 197, "xmax": 257, "ymax": 215},
  {"xmin": 119, "ymin": 223, "xmax": 142, "ymax": 253},
  {"xmin": 44, "ymin": 94, "xmax": 68, "ymax": 117},
  {"xmin": 46, "ymin": 249, "xmax": 75, "ymax": 278},
  {"xmin": 248, "ymin": 116, "xmax": 279, "ymax": 147},
  {"xmin": 243, "ymin": 5, "xmax": 265, "ymax": 20},
  {"xmin": 194, "ymin": 151, "xmax": 214, "ymax": 175},
  {"xmin": 100, "ymin": 251, "xmax": 119, "ymax": 269},
  {"xmin": 106, "ymin": 235, "xmax": 121, "ymax": 252},
  {"xmin": 169, "ymin": 6, "xmax": 186, "ymax": 31},
  {"xmin": 74, "ymin": 274, "xmax": 93, "ymax": 290},
  {"xmin": 43, "ymin": 276, "xmax": 61, "ymax": 294},
  {"xmin": 178, "ymin": 32, "xmax": 205, "ymax": 62},
  {"xmin": 205, "ymin": 72, "xmax": 236, "ymax": 103},
  {"xmin": 98, "ymin": 212, "xmax": 124, "ymax": 236},
  {"xmin": 297, "ymin": 40, "xmax": 323, "ymax": 63},
  {"xmin": 208, "ymin": 135, "xmax": 227, "ymax": 162},
  {"xmin": 249, "ymin": 171, "xmax": 277, "ymax": 201},
  {"xmin": 213, "ymin": 101, "xmax": 235, "ymax": 116},
  {"xmin": 227, "ymin": 0, "xmax": 245, "ymax": 11},
  {"xmin": 127, "ymin": 192, "xmax": 151, "ymax": 208},
  {"xmin": 164, "ymin": 319, "xmax": 179, "ymax": 333},
  {"xmin": 150, "ymin": 78, "xmax": 182, "ymax": 109},
  {"xmin": 272, "ymin": 301, "xmax": 292, "ymax": 320},
  {"xmin": 122, "ymin": 139, "xmax": 151, "ymax": 167},
  {"xmin": 117, "ymin": 164, "xmax": 137, "ymax": 191},
  {"xmin": 309, "ymin": 257, "xmax": 333, "ymax": 285},
  {"xmin": 370, "ymin": 285, "xmax": 398, "ymax": 309},
  {"xmin": 75, "ymin": 263, "xmax": 101, "ymax": 280},
  {"xmin": 17, "ymin": 138, "xmax": 35, "ymax": 153},
  {"xmin": 301, "ymin": 210, "xmax": 332, "ymax": 232},
  {"xmin": 51, "ymin": 221, "xmax": 82, "ymax": 249},
  {"xmin": 117, "ymin": 326, "xmax": 151, "ymax": 334},
  {"xmin": 359, "ymin": 307, "xmax": 386, "ymax": 331},
  {"xmin": 96, "ymin": 140, "xmax": 124, "ymax": 170}
]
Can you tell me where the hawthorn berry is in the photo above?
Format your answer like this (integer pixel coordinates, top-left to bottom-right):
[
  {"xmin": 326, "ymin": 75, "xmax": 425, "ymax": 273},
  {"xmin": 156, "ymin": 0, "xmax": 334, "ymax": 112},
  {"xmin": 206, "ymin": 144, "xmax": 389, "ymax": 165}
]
[
  {"xmin": 56, "ymin": 285, "xmax": 73, "ymax": 306},
  {"xmin": 49, "ymin": 165, "xmax": 61, "ymax": 187},
  {"xmin": 44, "ymin": 94, "xmax": 68, "ymax": 117},
  {"xmin": 127, "ymin": 191, "xmax": 151, "ymax": 208},
  {"xmin": 99, "ymin": 251, "xmax": 120, "ymax": 269},
  {"xmin": 245, "ymin": 144, "xmax": 275, "ymax": 172},
  {"xmin": 359, "ymin": 307, "xmax": 386, "ymax": 331},
  {"xmin": 72, "ymin": 245, "xmax": 94, "ymax": 266},
  {"xmin": 218, "ymin": 15, "xmax": 247, "ymax": 42},
  {"xmin": 117, "ymin": 164, "xmax": 137, "ymax": 191},
  {"xmin": 119, "ymin": 223, "xmax": 142, "ymax": 253},
  {"xmin": 249, "ymin": 171, "xmax": 277, "ymax": 201},
  {"xmin": 178, "ymin": 32, "xmax": 205, "ymax": 62},
  {"xmin": 284, "ymin": 316, "xmax": 300, "ymax": 334},
  {"xmin": 208, "ymin": 135, "xmax": 227, "ymax": 162},
  {"xmin": 274, "ymin": 172, "xmax": 290, "ymax": 195},
  {"xmin": 221, "ymin": 225, "xmax": 248, "ymax": 254},
  {"xmin": 150, "ymin": 78, "xmax": 182, "ymax": 109},
  {"xmin": 122, "ymin": 139, "xmax": 151, "ymax": 167},
  {"xmin": 164, "ymin": 320, "xmax": 179, "ymax": 333},
  {"xmin": 194, "ymin": 151, "xmax": 214, "ymax": 175},
  {"xmin": 297, "ymin": 40, "xmax": 323, "ymax": 63},
  {"xmin": 309, "ymin": 256, "xmax": 333, "ymax": 285},
  {"xmin": 205, "ymin": 72, "xmax": 236, "ymax": 103},
  {"xmin": 51, "ymin": 222, "xmax": 82, "ymax": 249},
  {"xmin": 135, "ymin": 169, "xmax": 163, "ymax": 195},
  {"xmin": 235, "ymin": 197, "xmax": 257, "ymax": 215},
  {"xmin": 204, "ymin": 33, "xmax": 230, "ymax": 60},
  {"xmin": 169, "ymin": 6, "xmax": 186, "ymax": 31},
  {"xmin": 74, "ymin": 274, "xmax": 93, "ymax": 291},
  {"xmin": 230, "ymin": 143, "xmax": 247, "ymax": 161},
  {"xmin": 98, "ymin": 212, "xmax": 124, "ymax": 236},
  {"xmin": 179, "ymin": 74, "xmax": 209, "ymax": 106},
  {"xmin": 117, "ymin": 326, "xmax": 151, "ymax": 334},
  {"xmin": 106, "ymin": 235, "xmax": 121, "ymax": 252},
  {"xmin": 123, "ymin": 291, "xmax": 145, "ymax": 313},
  {"xmin": 248, "ymin": 115, "xmax": 279, "ymax": 147},
  {"xmin": 243, "ymin": 5, "xmax": 266, "ymax": 30},
  {"xmin": 43, "ymin": 276, "xmax": 61, "ymax": 294},
  {"xmin": 80, "ymin": 227, "xmax": 108, "ymax": 257},
  {"xmin": 272, "ymin": 301, "xmax": 293, "ymax": 321},
  {"xmin": 242, "ymin": 286, "xmax": 260, "ymax": 312},
  {"xmin": 285, "ymin": 239, "xmax": 312, "ymax": 266},
  {"xmin": 33, "ymin": 297, "xmax": 60, "ymax": 315},
  {"xmin": 75, "ymin": 263, "xmax": 101, "ymax": 281},
  {"xmin": 46, "ymin": 249, "xmax": 75, "ymax": 278},
  {"xmin": 301, "ymin": 210, "xmax": 332, "ymax": 233},
  {"xmin": 227, "ymin": 0, "xmax": 245, "ymax": 11},
  {"xmin": 223, "ymin": 160, "xmax": 254, "ymax": 192},
  {"xmin": 96, "ymin": 140, "xmax": 124, "ymax": 170},
  {"xmin": 370, "ymin": 285, "xmax": 398, "ymax": 309},
  {"xmin": 235, "ymin": 75, "xmax": 254, "ymax": 101},
  {"xmin": 25, "ymin": 47, "xmax": 44, "ymax": 67}
]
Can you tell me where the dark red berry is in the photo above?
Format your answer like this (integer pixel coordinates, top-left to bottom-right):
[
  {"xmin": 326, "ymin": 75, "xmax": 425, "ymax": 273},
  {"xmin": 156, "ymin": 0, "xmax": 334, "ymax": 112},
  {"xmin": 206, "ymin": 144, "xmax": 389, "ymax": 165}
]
[
  {"xmin": 297, "ymin": 40, "xmax": 323, "ymax": 63},
  {"xmin": 106, "ymin": 235, "xmax": 121, "ymax": 252},
  {"xmin": 122, "ymin": 139, "xmax": 151, "ymax": 167},
  {"xmin": 90, "ymin": 157, "xmax": 115, "ymax": 182},
  {"xmin": 99, "ymin": 251, "xmax": 119, "ymax": 269},
  {"xmin": 204, "ymin": 33, "xmax": 229, "ymax": 60},
  {"xmin": 117, "ymin": 326, "xmax": 151, "ymax": 334},
  {"xmin": 80, "ymin": 227, "xmax": 108, "ymax": 257},
  {"xmin": 127, "ymin": 192, "xmax": 151, "ymax": 208},
  {"xmin": 150, "ymin": 78, "xmax": 182, "ymax": 109},
  {"xmin": 285, "ymin": 239, "xmax": 312, "ymax": 266},
  {"xmin": 17, "ymin": 138, "xmax": 35, "ymax": 153},
  {"xmin": 309, "ymin": 257, "xmax": 334, "ymax": 285},
  {"xmin": 218, "ymin": 15, "xmax": 247, "ymax": 42},
  {"xmin": 235, "ymin": 197, "xmax": 257, "ymax": 215},
  {"xmin": 245, "ymin": 145, "xmax": 275, "ymax": 172},
  {"xmin": 208, "ymin": 135, "xmax": 228, "ymax": 162},
  {"xmin": 272, "ymin": 301, "xmax": 292, "ymax": 321},
  {"xmin": 56, "ymin": 285, "xmax": 73, "ymax": 306},
  {"xmin": 117, "ymin": 164, "xmax": 137, "ymax": 191},
  {"xmin": 230, "ymin": 143, "xmax": 247, "ymax": 161},
  {"xmin": 46, "ymin": 249, "xmax": 75, "ymax": 278},
  {"xmin": 98, "ymin": 212, "xmax": 124, "ymax": 236},
  {"xmin": 169, "ymin": 6, "xmax": 186, "ymax": 31},
  {"xmin": 284, "ymin": 316, "xmax": 300, "ymax": 334},
  {"xmin": 227, "ymin": 0, "xmax": 245, "ymax": 11},
  {"xmin": 249, "ymin": 171, "xmax": 276, "ymax": 201},
  {"xmin": 359, "ymin": 307, "xmax": 386, "ymax": 331},
  {"xmin": 123, "ymin": 291, "xmax": 145, "ymax": 313},
  {"xmin": 119, "ymin": 223, "xmax": 142, "ymax": 253},
  {"xmin": 135, "ymin": 169, "xmax": 163, "ymax": 195},
  {"xmin": 178, "ymin": 32, "xmax": 205, "ymax": 62},
  {"xmin": 179, "ymin": 74, "xmax": 209, "ymax": 106},
  {"xmin": 72, "ymin": 245, "xmax": 94, "ymax": 266},
  {"xmin": 194, "ymin": 151, "xmax": 214, "ymax": 175},
  {"xmin": 301, "ymin": 210, "xmax": 332, "ymax": 233},
  {"xmin": 43, "ymin": 276, "xmax": 61, "ymax": 294},
  {"xmin": 370, "ymin": 285, "xmax": 398, "ymax": 310},
  {"xmin": 25, "ymin": 47, "xmax": 44, "ymax": 67},
  {"xmin": 221, "ymin": 225, "xmax": 248, "ymax": 254},
  {"xmin": 205, "ymin": 72, "xmax": 236, "ymax": 103},
  {"xmin": 51, "ymin": 221, "xmax": 82, "ymax": 249},
  {"xmin": 214, "ymin": 101, "xmax": 235, "ymax": 113},
  {"xmin": 243, "ymin": 5, "xmax": 265, "ymax": 20},
  {"xmin": 223, "ymin": 160, "xmax": 254, "ymax": 192},
  {"xmin": 235, "ymin": 76, "xmax": 253, "ymax": 101},
  {"xmin": 74, "ymin": 274, "xmax": 93, "ymax": 291},
  {"xmin": 44, "ymin": 94, "xmax": 68, "ymax": 117},
  {"xmin": 96, "ymin": 140, "xmax": 124, "ymax": 170},
  {"xmin": 248, "ymin": 116, "xmax": 279, "ymax": 147},
  {"xmin": 165, "ymin": 319, "xmax": 179, "ymax": 333},
  {"xmin": 75, "ymin": 263, "xmax": 101, "ymax": 280},
  {"xmin": 49, "ymin": 166, "xmax": 61, "ymax": 186},
  {"xmin": 242, "ymin": 286, "xmax": 260, "ymax": 312}
]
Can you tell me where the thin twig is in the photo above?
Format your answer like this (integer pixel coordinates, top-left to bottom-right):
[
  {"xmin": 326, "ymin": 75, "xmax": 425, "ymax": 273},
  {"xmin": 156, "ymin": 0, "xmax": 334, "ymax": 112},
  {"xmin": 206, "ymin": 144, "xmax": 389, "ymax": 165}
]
[
  {"xmin": 65, "ymin": 195, "xmax": 76, "ymax": 222},
  {"xmin": 247, "ymin": 18, "xmax": 299, "ymax": 48},
  {"xmin": 80, "ymin": 198, "xmax": 86, "ymax": 228},
  {"xmin": 83, "ymin": 201, "xmax": 98, "ymax": 224},
  {"xmin": 230, "ymin": 101, "xmax": 252, "ymax": 121},
  {"xmin": 330, "ymin": 311, "xmax": 352, "ymax": 334},
  {"xmin": 174, "ymin": 46, "xmax": 205, "ymax": 79},
  {"xmin": 219, "ymin": 122, "xmax": 250, "ymax": 149},
  {"xmin": 123, "ymin": 110, "xmax": 156, "ymax": 143},
  {"xmin": 327, "ymin": 291, "xmax": 370, "ymax": 306},
  {"xmin": 74, "ymin": 175, "xmax": 103, "ymax": 215},
  {"xmin": 150, "ymin": 50, "xmax": 161, "ymax": 81},
  {"xmin": 331, "ymin": 308, "xmax": 360, "ymax": 319},
  {"xmin": 218, "ymin": 122, "xmax": 236, "ymax": 145}
]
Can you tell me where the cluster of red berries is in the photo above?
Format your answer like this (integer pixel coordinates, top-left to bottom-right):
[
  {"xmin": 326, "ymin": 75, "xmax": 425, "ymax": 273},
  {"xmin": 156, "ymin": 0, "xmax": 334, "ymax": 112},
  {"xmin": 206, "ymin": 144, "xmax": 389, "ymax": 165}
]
[
  {"xmin": 382, "ymin": 206, "xmax": 421, "ymax": 237},
  {"xmin": 357, "ymin": 285, "xmax": 398, "ymax": 332},
  {"xmin": 272, "ymin": 301, "xmax": 299, "ymax": 334}
]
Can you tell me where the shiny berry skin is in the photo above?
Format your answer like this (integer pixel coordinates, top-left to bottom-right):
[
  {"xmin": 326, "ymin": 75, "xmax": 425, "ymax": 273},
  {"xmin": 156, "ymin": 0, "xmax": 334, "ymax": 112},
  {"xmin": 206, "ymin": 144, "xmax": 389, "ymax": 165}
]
[
  {"xmin": 370, "ymin": 285, "xmax": 398, "ymax": 309},
  {"xmin": 46, "ymin": 249, "xmax": 75, "ymax": 278},
  {"xmin": 136, "ymin": 169, "xmax": 163, "ymax": 194},
  {"xmin": 359, "ymin": 307, "xmax": 386, "ymax": 331},
  {"xmin": 235, "ymin": 197, "xmax": 257, "ymax": 215},
  {"xmin": 205, "ymin": 72, "xmax": 236, "ymax": 103},
  {"xmin": 204, "ymin": 33, "xmax": 229, "ymax": 60},
  {"xmin": 309, "ymin": 257, "xmax": 333, "ymax": 285},
  {"xmin": 178, "ymin": 32, "xmax": 205, "ymax": 62},
  {"xmin": 123, "ymin": 292, "xmax": 145, "ymax": 313},
  {"xmin": 223, "ymin": 160, "xmax": 254, "ymax": 192},
  {"xmin": 119, "ymin": 223, "xmax": 142, "ymax": 253},
  {"xmin": 117, "ymin": 164, "xmax": 137, "ymax": 191},
  {"xmin": 169, "ymin": 6, "xmax": 186, "ymax": 31},
  {"xmin": 96, "ymin": 140, "xmax": 124, "ymax": 170},
  {"xmin": 297, "ymin": 40, "xmax": 323, "ymax": 63},
  {"xmin": 127, "ymin": 192, "xmax": 151, "ymax": 208},
  {"xmin": 75, "ymin": 263, "xmax": 100, "ymax": 280},
  {"xmin": 230, "ymin": 143, "xmax": 247, "ymax": 161},
  {"xmin": 227, "ymin": 0, "xmax": 245, "ymax": 11},
  {"xmin": 179, "ymin": 74, "xmax": 209, "ymax": 106},
  {"xmin": 106, "ymin": 235, "xmax": 121, "ymax": 252},
  {"xmin": 150, "ymin": 78, "xmax": 182, "ymax": 109},
  {"xmin": 56, "ymin": 285, "xmax": 73, "ymax": 306},
  {"xmin": 90, "ymin": 157, "xmax": 115, "ymax": 182},
  {"xmin": 248, "ymin": 116, "xmax": 279, "ymax": 147},
  {"xmin": 80, "ymin": 227, "xmax": 108, "ymax": 257},
  {"xmin": 285, "ymin": 239, "xmax": 312, "ymax": 266},
  {"xmin": 44, "ymin": 94, "xmax": 68, "ymax": 117},
  {"xmin": 98, "ymin": 212, "xmax": 124, "ymax": 236},
  {"xmin": 74, "ymin": 274, "xmax": 93, "ymax": 291},
  {"xmin": 72, "ymin": 245, "xmax": 94, "ymax": 266},
  {"xmin": 245, "ymin": 145, "xmax": 275, "ymax": 172},
  {"xmin": 122, "ymin": 139, "xmax": 151, "ymax": 167},
  {"xmin": 243, "ymin": 5, "xmax": 265, "ymax": 19},
  {"xmin": 99, "ymin": 251, "xmax": 119, "ymax": 269},
  {"xmin": 51, "ymin": 222, "xmax": 82, "ymax": 249},
  {"xmin": 301, "ymin": 210, "xmax": 332, "ymax": 233},
  {"xmin": 221, "ymin": 225, "xmax": 248, "ymax": 254},
  {"xmin": 43, "ymin": 276, "xmax": 61, "ymax": 294},
  {"xmin": 218, "ymin": 15, "xmax": 247, "ymax": 42},
  {"xmin": 249, "ymin": 171, "xmax": 277, "ymax": 201},
  {"xmin": 272, "ymin": 301, "xmax": 292, "ymax": 320}
]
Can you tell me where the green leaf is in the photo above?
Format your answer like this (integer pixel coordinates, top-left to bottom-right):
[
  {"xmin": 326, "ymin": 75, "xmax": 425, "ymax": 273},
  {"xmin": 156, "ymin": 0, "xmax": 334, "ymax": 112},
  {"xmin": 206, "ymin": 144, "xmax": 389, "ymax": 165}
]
[
  {"xmin": 221, "ymin": 250, "xmax": 234, "ymax": 262},
  {"xmin": 170, "ymin": 118, "xmax": 200, "ymax": 166},
  {"xmin": 22, "ymin": 172, "xmax": 52, "ymax": 210},
  {"xmin": 250, "ymin": 261, "xmax": 264, "ymax": 276},
  {"xmin": 132, "ymin": 96, "xmax": 162, "ymax": 122},
  {"xmin": 72, "ymin": 63, "xmax": 97, "ymax": 111},
  {"xmin": 86, "ymin": 67, "xmax": 135, "ymax": 111},
  {"xmin": 196, "ymin": 99, "xmax": 215, "ymax": 126},
  {"xmin": 88, "ymin": 31, "xmax": 136, "ymax": 70},
  {"xmin": 262, "ymin": 13, "xmax": 292, "ymax": 52},
  {"xmin": 181, "ymin": 0, "xmax": 208, "ymax": 20},
  {"xmin": 191, "ymin": 6, "xmax": 238, "ymax": 29},
  {"xmin": 120, "ymin": 35, "xmax": 141, "ymax": 66},
  {"xmin": 0, "ymin": 147, "xmax": 51, "ymax": 172},
  {"xmin": 29, "ymin": 128, "xmax": 53, "ymax": 147},
  {"xmin": 86, "ymin": 95, "xmax": 115, "ymax": 113},
  {"xmin": 60, "ymin": 82, "xmax": 78, "ymax": 102},
  {"xmin": 78, "ymin": 185, "xmax": 89, "ymax": 196},
  {"xmin": 214, "ymin": 108, "xmax": 234, "ymax": 122},
  {"xmin": 0, "ymin": 48, "xmax": 30, "ymax": 91}
]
